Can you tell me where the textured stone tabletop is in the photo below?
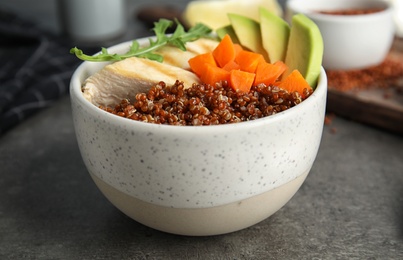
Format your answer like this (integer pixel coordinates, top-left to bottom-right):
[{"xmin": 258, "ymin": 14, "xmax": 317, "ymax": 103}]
[
  {"xmin": 1, "ymin": 0, "xmax": 403, "ymax": 259},
  {"xmin": 1, "ymin": 95, "xmax": 402, "ymax": 259}
]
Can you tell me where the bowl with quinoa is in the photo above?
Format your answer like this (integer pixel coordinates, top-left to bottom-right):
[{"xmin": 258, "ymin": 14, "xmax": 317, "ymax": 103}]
[{"xmin": 70, "ymin": 16, "xmax": 327, "ymax": 236}]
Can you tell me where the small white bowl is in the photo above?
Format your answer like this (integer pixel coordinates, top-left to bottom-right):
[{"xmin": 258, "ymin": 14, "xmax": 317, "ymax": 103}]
[
  {"xmin": 70, "ymin": 37, "xmax": 327, "ymax": 236},
  {"xmin": 286, "ymin": 0, "xmax": 395, "ymax": 70}
]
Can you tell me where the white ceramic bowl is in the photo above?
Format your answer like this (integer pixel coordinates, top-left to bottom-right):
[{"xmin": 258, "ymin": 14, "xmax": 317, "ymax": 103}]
[
  {"xmin": 70, "ymin": 38, "xmax": 327, "ymax": 236},
  {"xmin": 286, "ymin": 0, "xmax": 395, "ymax": 70}
]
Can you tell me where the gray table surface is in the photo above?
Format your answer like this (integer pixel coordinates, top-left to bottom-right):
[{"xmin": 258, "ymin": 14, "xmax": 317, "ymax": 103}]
[{"xmin": 1, "ymin": 0, "xmax": 403, "ymax": 259}]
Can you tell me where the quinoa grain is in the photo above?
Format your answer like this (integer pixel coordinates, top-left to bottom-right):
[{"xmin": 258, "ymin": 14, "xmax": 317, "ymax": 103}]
[{"xmin": 100, "ymin": 80, "xmax": 312, "ymax": 126}]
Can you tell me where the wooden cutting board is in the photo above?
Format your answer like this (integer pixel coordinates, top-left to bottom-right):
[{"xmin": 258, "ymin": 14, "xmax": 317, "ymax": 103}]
[{"xmin": 326, "ymin": 37, "xmax": 403, "ymax": 135}]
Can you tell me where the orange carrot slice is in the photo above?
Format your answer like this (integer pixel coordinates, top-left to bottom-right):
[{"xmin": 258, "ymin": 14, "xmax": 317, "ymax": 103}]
[
  {"xmin": 254, "ymin": 61, "xmax": 288, "ymax": 86},
  {"xmin": 188, "ymin": 35, "xmax": 310, "ymax": 96},
  {"xmin": 212, "ymin": 34, "xmax": 236, "ymax": 68},
  {"xmin": 188, "ymin": 52, "xmax": 217, "ymax": 76},
  {"xmin": 233, "ymin": 43, "xmax": 243, "ymax": 55},
  {"xmin": 229, "ymin": 70, "xmax": 255, "ymax": 93},
  {"xmin": 200, "ymin": 64, "xmax": 230, "ymax": 86},
  {"xmin": 277, "ymin": 69, "xmax": 312, "ymax": 97},
  {"xmin": 235, "ymin": 50, "xmax": 265, "ymax": 73},
  {"xmin": 222, "ymin": 60, "xmax": 241, "ymax": 71}
]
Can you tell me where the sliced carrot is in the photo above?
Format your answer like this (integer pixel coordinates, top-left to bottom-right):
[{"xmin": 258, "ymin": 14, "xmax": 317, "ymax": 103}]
[
  {"xmin": 188, "ymin": 52, "xmax": 217, "ymax": 76},
  {"xmin": 235, "ymin": 50, "xmax": 265, "ymax": 73},
  {"xmin": 222, "ymin": 60, "xmax": 240, "ymax": 71},
  {"xmin": 200, "ymin": 64, "xmax": 230, "ymax": 86},
  {"xmin": 233, "ymin": 43, "xmax": 243, "ymax": 55},
  {"xmin": 212, "ymin": 34, "xmax": 236, "ymax": 68},
  {"xmin": 254, "ymin": 61, "xmax": 288, "ymax": 86},
  {"xmin": 188, "ymin": 35, "xmax": 307, "ymax": 95},
  {"xmin": 276, "ymin": 69, "xmax": 312, "ymax": 97},
  {"xmin": 229, "ymin": 70, "xmax": 255, "ymax": 93}
]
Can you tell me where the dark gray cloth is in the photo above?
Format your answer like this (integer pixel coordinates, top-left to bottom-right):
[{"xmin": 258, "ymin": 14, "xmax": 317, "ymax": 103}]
[{"xmin": 0, "ymin": 10, "xmax": 95, "ymax": 135}]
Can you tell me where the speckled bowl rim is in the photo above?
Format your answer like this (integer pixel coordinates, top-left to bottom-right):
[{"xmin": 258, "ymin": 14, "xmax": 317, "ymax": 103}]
[{"xmin": 70, "ymin": 37, "xmax": 327, "ymax": 134}]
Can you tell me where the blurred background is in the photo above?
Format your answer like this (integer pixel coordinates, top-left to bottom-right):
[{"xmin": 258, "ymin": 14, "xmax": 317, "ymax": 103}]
[
  {"xmin": 0, "ymin": 0, "xmax": 286, "ymax": 41},
  {"xmin": 0, "ymin": 0, "xmax": 288, "ymax": 134},
  {"xmin": 0, "ymin": 0, "xmax": 401, "ymax": 135},
  {"xmin": 0, "ymin": 0, "xmax": 287, "ymax": 40}
]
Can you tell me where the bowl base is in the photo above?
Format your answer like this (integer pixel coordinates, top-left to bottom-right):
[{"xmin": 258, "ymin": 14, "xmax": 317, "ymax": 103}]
[{"xmin": 90, "ymin": 171, "xmax": 309, "ymax": 236}]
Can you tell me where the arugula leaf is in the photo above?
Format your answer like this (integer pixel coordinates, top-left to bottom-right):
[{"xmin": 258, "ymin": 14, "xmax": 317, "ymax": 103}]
[{"xmin": 70, "ymin": 19, "xmax": 212, "ymax": 62}]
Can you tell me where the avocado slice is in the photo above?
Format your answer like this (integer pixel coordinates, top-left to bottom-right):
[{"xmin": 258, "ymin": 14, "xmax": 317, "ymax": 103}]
[
  {"xmin": 227, "ymin": 13, "xmax": 269, "ymax": 61},
  {"xmin": 259, "ymin": 7, "xmax": 290, "ymax": 63},
  {"xmin": 284, "ymin": 14, "xmax": 323, "ymax": 88},
  {"xmin": 216, "ymin": 25, "xmax": 240, "ymax": 44}
]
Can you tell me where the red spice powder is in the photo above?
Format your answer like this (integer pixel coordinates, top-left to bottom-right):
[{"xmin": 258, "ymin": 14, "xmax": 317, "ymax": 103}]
[
  {"xmin": 318, "ymin": 8, "xmax": 385, "ymax": 16},
  {"xmin": 326, "ymin": 55, "xmax": 403, "ymax": 92}
]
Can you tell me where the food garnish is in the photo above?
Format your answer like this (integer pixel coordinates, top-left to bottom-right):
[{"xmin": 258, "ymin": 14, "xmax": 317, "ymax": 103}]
[
  {"xmin": 259, "ymin": 7, "xmax": 290, "ymax": 63},
  {"xmin": 284, "ymin": 14, "xmax": 324, "ymax": 89},
  {"xmin": 227, "ymin": 13, "xmax": 268, "ymax": 61},
  {"xmin": 70, "ymin": 19, "xmax": 212, "ymax": 62},
  {"xmin": 188, "ymin": 34, "xmax": 311, "ymax": 97},
  {"xmin": 217, "ymin": 9, "xmax": 323, "ymax": 89},
  {"xmin": 76, "ymin": 8, "xmax": 324, "ymax": 125},
  {"xmin": 188, "ymin": 9, "xmax": 323, "ymax": 96}
]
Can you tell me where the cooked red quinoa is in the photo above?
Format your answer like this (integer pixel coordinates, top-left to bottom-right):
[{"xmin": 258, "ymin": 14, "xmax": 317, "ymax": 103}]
[{"xmin": 99, "ymin": 80, "xmax": 312, "ymax": 126}]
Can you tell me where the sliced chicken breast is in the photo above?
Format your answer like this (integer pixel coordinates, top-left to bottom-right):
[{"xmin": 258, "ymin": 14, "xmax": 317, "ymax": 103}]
[
  {"xmin": 82, "ymin": 38, "xmax": 218, "ymax": 107},
  {"xmin": 154, "ymin": 37, "xmax": 219, "ymax": 70}
]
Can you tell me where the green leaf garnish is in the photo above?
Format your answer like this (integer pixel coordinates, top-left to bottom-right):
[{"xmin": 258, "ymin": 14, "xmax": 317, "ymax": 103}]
[{"xmin": 69, "ymin": 19, "xmax": 212, "ymax": 62}]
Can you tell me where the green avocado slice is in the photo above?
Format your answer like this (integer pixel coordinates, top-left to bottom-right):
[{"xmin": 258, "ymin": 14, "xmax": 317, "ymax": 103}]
[
  {"xmin": 216, "ymin": 25, "xmax": 240, "ymax": 44},
  {"xmin": 259, "ymin": 7, "xmax": 290, "ymax": 63},
  {"xmin": 228, "ymin": 13, "xmax": 269, "ymax": 61},
  {"xmin": 284, "ymin": 14, "xmax": 324, "ymax": 88}
]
